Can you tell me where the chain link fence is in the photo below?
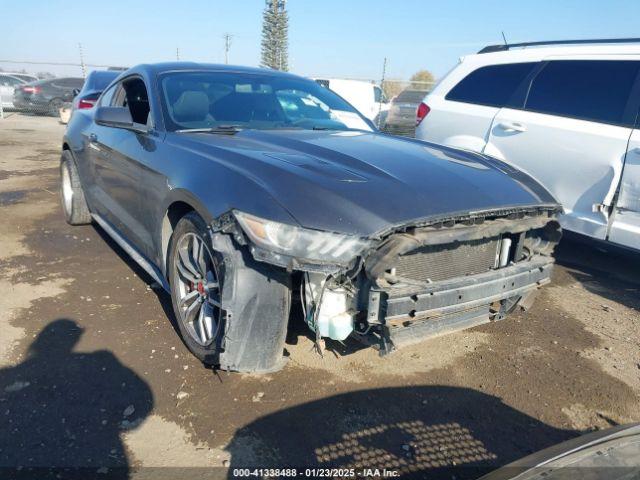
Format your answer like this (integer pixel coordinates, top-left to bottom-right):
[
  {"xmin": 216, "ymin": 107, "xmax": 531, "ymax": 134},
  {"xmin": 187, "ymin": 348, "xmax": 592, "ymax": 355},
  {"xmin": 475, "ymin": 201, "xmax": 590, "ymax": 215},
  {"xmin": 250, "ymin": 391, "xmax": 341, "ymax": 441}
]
[{"xmin": 0, "ymin": 60, "xmax": 434, "ymax": 138}]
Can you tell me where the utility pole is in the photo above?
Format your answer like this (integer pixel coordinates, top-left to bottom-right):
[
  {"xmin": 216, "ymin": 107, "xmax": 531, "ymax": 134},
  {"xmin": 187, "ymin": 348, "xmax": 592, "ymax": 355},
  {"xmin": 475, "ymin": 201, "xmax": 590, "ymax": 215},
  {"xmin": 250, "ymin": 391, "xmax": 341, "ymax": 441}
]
[
  {"xmin": 223, "ymin": 33, "xmax": 233, "ymax": 64},
  {"xmin": 78, "ymin": 43, "xmax": 86, "ymax": 78},
  {"xmin": 376, "ymin": 57, "xmax": 388, "ymax": 128}
]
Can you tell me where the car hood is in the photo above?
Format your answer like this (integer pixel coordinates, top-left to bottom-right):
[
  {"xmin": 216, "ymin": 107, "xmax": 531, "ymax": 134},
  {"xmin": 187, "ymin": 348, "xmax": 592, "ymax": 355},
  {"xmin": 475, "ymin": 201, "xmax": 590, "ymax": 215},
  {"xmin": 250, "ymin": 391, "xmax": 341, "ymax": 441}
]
[
  {"xmin": 480, "ymin": 423, "xmax": 640, "ymax": 480},
  {"xmin": 175, "ymin": 129, "xmax": 558, "ymax": 237}
]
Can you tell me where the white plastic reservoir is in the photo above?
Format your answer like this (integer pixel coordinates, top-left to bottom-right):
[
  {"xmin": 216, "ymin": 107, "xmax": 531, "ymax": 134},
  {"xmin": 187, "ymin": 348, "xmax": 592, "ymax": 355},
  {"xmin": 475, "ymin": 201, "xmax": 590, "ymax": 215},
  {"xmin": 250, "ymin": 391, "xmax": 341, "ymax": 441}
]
[{"xmin": 304, "ymin": 273, "xmax": 355, "ymax": 341}]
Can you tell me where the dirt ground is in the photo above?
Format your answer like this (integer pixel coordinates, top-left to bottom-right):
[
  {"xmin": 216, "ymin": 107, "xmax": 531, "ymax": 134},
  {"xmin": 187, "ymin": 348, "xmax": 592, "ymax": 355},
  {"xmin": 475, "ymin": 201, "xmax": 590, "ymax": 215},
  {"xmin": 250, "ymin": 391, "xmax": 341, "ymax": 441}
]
[{"xmin": 0, "ymin": 113, "xmax": 639, "ymax": 479}]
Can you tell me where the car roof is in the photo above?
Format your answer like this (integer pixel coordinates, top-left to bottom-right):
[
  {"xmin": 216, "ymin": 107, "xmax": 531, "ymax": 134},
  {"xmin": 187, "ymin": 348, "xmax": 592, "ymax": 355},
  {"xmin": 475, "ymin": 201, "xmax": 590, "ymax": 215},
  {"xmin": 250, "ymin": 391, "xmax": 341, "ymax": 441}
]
[
  {"xmin": 128, "ymin": 62, "xmax": 305, "ymax": 80},
  {"xmin": 29, "ymin": 77, "xmax": 83, "ymax": 86},
  {"xmin": 463, "ymin": 43, "xmax": 640, "ymax": 65},
  {"xmin": 2, "ymin": 72, "xmax": 35, "ymax": 78}
]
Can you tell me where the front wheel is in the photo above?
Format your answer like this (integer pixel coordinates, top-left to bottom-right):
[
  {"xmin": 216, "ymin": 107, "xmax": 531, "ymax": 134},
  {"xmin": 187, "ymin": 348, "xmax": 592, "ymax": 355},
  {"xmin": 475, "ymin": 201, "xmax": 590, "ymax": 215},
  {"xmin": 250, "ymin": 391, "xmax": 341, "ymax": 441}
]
[
  {"xmin": 168, "ymin": 212, "xmax": 291, "ymax": 372},
  {"xmin": 169, "ymin": 215, "xmax": 224, "ymax": 357}
]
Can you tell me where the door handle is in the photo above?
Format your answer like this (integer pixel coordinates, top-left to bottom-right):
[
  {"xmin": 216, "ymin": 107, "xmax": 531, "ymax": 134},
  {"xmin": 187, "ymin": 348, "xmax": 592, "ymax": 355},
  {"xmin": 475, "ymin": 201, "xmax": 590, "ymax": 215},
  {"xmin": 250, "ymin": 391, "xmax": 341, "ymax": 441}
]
[
  {"xmin": 497, "ymin": 121, "xmax": 527, "ymax": 133},
  {"xmin": 88, "ymin": 133, "xmax": 98, "ymax": 143}
]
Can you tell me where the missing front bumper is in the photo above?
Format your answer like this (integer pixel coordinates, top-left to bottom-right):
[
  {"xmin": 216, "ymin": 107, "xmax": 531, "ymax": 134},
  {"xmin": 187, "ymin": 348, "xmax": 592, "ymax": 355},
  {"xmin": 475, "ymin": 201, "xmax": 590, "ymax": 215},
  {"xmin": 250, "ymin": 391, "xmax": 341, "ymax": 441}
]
[{"xmin": 367, "ymin": 257, "xmax": 553, "ymax": 350}]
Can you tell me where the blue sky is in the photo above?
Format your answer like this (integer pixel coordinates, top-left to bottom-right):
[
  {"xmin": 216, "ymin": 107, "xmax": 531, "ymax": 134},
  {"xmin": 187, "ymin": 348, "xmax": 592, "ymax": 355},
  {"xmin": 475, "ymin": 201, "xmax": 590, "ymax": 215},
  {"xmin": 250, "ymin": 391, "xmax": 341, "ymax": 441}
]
[{"xmin": 3, "ymin": 0, "xmax": 640, "ymax": 79}]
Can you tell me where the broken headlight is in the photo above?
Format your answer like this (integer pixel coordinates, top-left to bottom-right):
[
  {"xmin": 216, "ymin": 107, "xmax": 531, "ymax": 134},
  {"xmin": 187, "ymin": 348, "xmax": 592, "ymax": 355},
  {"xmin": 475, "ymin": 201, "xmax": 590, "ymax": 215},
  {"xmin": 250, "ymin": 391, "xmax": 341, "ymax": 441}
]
[{"xmin": 233, "ymin": 211, "xmax": 371, "ymax": 267}]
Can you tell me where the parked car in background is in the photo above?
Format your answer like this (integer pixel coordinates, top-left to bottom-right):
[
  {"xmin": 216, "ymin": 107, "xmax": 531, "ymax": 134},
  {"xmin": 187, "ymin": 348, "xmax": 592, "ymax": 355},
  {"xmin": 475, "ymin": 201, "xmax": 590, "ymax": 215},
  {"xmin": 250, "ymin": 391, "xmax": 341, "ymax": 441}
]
[
  {"xmin": 416, "ymin": 39, "xmax": 640, "ymax": 252},
  {"xmin": 61, "ymin": 62, "xmax": 561, "ymax": 373},
  {"xmin": 14, "ymin": 77, "xmax": 84, "ymax": 115},
  {"xmin": 4, "ymin": 72, "xmax": 39, "ymax": 83},
  {"xmin": 0, "ymin": 73, "xmax": 27, "ymax": 110},
  {"xmin": 314, "ymin": 77, "xmax": 389, "ymax": 126},
  {"xmin": 72, "ymin": 70, "xmax": 121, "ymax": 111},
  {"xmin": 383, "ymin": 89, "xmax": 430, "ymax": 137}
]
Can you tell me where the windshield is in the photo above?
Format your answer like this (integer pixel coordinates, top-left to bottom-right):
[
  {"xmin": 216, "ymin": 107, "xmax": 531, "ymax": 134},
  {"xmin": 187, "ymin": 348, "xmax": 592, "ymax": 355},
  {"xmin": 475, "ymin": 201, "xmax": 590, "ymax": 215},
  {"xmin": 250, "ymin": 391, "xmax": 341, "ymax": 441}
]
[{"xmin": 159, "ymin": 71, "xmax": 373, "ymax": 132}]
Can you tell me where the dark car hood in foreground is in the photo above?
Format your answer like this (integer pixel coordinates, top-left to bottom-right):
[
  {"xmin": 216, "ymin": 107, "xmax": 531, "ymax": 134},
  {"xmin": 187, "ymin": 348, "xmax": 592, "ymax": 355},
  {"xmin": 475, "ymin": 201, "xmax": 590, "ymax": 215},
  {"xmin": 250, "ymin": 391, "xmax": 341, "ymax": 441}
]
[
  {"xmin": 480, "ymin": 423, "xmax": 640, "ymax": 480},
  {"xmin": 175, "ymin": 129, "xmax": 558, "ymax": 236}
]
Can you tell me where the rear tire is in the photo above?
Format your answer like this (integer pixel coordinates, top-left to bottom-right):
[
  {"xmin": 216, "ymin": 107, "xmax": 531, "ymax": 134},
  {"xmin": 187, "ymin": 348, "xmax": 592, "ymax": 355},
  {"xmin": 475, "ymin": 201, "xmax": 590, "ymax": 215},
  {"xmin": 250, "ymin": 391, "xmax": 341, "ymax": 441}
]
[
  {"xmin": 168, "ymin": 212, "xmax": 291, "ymax": 372},
  {"xmin": 60, "ymin": 150, "xmax": 92, "ymax": 225}
]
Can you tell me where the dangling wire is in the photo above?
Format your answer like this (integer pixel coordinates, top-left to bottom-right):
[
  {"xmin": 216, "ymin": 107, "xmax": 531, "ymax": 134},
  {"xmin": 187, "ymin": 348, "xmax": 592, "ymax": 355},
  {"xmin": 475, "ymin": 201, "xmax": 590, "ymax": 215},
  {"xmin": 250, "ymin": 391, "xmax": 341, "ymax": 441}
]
[{"xmin": 303, "ymin": 272, "xmax": 330, "ymax": 357}]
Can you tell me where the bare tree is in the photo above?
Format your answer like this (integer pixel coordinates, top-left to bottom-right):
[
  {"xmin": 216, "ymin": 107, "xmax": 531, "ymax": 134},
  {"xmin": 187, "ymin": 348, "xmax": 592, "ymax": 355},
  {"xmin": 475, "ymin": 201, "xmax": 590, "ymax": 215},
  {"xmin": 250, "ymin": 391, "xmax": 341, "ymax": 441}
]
[{"xmin": 410, "ymin": 70, "xmax": 435, "ymax": 90}]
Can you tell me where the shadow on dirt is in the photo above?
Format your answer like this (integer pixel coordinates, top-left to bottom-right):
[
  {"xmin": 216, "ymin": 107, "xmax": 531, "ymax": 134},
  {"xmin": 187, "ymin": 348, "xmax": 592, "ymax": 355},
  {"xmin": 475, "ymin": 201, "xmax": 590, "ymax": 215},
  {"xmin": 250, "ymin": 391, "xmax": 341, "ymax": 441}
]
[
  {"xmin": 91, "ymin": 223, "xmax": 181, "ymax": 336},
  {"xmin": 226, "ymin": 385, "xmax": 578, "ymax": 479},
  {"xmin": 0, "ymin": 319, "xmax": 153, "ymax": 479},
  {"xmin": 556, "ymin": 237, "xmax": 640, "ymax": 311}
]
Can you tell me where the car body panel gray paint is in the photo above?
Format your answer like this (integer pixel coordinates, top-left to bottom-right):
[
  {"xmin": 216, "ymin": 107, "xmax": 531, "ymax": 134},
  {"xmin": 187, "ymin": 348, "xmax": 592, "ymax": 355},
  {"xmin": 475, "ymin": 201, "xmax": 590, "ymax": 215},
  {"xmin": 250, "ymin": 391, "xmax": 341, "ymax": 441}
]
[
  {"xmin": 63, "ymin": 63, "xmax": 559, "ymax": 279},
  {"xmin": 168, "ymin": 128, "xmax": 557, "ymax": 236}
]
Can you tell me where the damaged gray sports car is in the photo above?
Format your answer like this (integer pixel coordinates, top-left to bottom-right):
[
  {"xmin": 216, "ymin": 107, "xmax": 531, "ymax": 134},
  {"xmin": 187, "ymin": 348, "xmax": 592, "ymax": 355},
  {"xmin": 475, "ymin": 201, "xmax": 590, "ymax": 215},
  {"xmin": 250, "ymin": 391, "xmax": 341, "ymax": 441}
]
[{"xmin": 61, "ymin": 63, "xmax": 562, "ymax": 372}]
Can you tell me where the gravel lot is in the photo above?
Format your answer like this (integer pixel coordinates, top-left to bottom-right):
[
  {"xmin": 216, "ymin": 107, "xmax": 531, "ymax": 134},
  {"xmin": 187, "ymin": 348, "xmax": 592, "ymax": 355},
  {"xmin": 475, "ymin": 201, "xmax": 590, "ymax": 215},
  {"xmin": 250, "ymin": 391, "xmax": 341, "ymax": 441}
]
[{"xmin": 1, "ymin": 113, "xmax": 639, "ymax": 479}]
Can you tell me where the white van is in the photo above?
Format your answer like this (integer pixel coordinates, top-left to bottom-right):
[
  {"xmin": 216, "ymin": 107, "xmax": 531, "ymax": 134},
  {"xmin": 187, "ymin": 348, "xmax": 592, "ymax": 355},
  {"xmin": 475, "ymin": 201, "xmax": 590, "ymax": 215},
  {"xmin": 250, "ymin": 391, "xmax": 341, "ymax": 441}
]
[
  {"xmin": 315, "ymin": 78, "xmax": 389, "ymax": 126},
  {"xmin": 415, "ymin": 39, "xmax": 640, "ymax": 252}
]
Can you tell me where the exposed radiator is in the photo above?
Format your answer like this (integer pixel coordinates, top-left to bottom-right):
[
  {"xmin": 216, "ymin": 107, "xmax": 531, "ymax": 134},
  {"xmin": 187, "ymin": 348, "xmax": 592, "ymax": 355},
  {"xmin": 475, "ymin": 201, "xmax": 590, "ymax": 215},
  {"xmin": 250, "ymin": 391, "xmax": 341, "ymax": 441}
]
[{"xmin": 394, "ymin": 237, "xmax": 500, "ymax": 283}]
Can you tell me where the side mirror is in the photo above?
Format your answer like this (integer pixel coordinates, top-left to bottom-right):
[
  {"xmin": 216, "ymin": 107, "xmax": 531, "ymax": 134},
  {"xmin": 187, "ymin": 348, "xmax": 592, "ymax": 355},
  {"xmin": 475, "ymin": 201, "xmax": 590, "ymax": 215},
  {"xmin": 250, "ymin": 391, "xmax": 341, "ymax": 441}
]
[
  {"xmin": 95, "ymin": 106, "xmax": 134, "ymax": 129},
  {"xmin": 72, "ymin": 88, "xmax": 80, "ymax": 97}
]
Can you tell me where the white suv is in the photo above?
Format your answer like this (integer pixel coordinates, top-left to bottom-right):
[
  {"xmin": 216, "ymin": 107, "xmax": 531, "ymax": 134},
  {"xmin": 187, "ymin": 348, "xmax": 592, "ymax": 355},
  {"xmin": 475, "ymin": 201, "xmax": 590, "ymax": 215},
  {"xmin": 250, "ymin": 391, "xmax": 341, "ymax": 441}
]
[{"xmin": 415, "ymin": 39, "xmax": 640, "ymax": 252}]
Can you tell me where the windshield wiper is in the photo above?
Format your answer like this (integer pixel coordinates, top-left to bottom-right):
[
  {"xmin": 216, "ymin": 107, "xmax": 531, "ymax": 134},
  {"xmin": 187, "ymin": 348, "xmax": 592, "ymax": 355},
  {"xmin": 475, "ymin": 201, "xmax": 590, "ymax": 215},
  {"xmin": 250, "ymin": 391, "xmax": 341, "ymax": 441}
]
[{"xmin": 176, "ymin": 125, "xmax": 244, "ymax": 135}]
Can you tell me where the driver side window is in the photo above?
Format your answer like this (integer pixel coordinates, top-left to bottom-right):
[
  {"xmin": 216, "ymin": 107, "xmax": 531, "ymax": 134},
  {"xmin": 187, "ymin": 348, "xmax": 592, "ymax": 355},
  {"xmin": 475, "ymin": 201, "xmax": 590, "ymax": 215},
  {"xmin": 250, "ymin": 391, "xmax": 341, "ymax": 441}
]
[{"xmin": 113, "ymin": 77, "xmax": 151, "ymax": 126}]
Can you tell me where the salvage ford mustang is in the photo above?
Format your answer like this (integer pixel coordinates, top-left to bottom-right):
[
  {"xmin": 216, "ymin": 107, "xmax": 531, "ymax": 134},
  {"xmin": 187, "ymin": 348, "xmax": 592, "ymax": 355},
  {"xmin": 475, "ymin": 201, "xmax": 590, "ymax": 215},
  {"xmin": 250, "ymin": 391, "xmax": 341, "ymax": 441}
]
[{"xmin": 61, "ymin": 63, "xmax": 562, "ymax": 372}]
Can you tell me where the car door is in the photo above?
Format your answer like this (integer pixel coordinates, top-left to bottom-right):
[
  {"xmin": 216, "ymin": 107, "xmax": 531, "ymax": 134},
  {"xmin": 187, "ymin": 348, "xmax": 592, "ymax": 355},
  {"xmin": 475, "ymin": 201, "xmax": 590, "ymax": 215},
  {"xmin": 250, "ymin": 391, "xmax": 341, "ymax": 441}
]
[
  {"xmin": 483, "ymin": 58, "xmax": 640, "ymax": 241},
  {"xmin": 608, "ymin": 127, "xmax": 640, "ymax": 250},
  {"xmin": 88, "ymin": 76, "xmax": 158, "ymax": 254},
  {"xmin": 79, "ymin": 83, "xmax": 116, "ymax": 210},
  {"xmin": 417, "ymin": 62, "xmax": 537, "ymax": 152}
]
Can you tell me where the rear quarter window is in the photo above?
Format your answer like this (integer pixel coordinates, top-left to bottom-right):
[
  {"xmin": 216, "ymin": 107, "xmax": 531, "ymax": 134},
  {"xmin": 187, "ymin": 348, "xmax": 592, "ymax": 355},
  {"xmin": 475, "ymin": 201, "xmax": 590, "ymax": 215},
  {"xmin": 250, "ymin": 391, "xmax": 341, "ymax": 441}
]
[
  {"xmin": 525, "ymin": 60, "xmax": 640, "ymax": 126},
  {"xmin": 445, "ymin": 62, "xmax": 537, "ymax": 108},
  {"xmin": 394, "ymin": 90, "xmax": 426, "ymax": 104},
  {"xmin": 52, "ymin": 78, "xmax": 84, "ymax": 89}
]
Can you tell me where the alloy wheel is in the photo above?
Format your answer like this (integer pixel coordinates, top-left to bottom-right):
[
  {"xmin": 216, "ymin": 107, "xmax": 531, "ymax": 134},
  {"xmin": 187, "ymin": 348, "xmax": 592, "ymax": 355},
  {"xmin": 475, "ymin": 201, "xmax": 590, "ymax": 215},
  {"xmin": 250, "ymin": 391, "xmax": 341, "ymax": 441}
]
[{"xmin": 173, "ymin": 232, "xmax": 222, "ymax": 346}]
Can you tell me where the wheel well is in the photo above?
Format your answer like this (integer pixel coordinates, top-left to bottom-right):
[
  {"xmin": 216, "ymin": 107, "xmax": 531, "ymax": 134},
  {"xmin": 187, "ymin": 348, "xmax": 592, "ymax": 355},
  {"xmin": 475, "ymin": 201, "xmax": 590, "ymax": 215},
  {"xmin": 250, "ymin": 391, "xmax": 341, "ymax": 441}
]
[{"xmin": 161, "ymin": 201, "xmax": 195, "ymax": 277}]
